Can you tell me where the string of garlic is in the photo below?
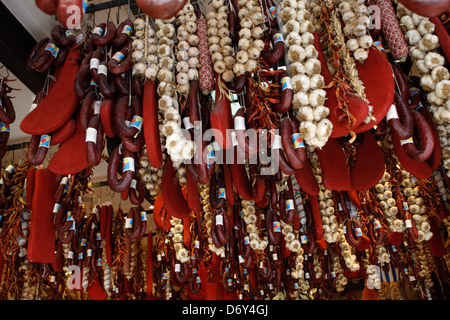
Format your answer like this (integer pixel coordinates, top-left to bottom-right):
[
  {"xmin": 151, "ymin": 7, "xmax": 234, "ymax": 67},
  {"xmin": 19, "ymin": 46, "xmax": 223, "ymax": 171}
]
[
  {"xmin": 401, "ymin": 173, "xmax": 433, "ymax": 242},
  {"xmin": 375, "ymin": 171, "xmax": 406, "ymax": 233},
  {"xmin": 233, "ymin": 0, "xmax": 266, "ymax": 78},
  {"xmin": 170, "ymin": 217, "xmax": 190, "ymax": 263},
  {"xmin": 396, "ymin": 2, "xmax": 450, "ymax": 177},
  {"xmin": 318, "ymin": 189, "xmax": 340, "ymax": 243},
  {"xmin": 155, "ymin": 18, "xmax": 195, "ymax": 168},
  {"xmin": 279, "ymin": 0, "xmax": 332, "ymax": 149},
  {"xmin": 133, "ymin": 17, "xmax": 159, "ymax": 79},
  {"xmin": 199, "ymin": 183, "xmax": 221, "ymax": 256},
  {"xmin": 138, "ymin": 149, "xmax": 164, "ymax": 197},
  {"xmin": 336, "ymin": 0, "xmax": 373, "ymax": 63},
  {"xmin": 175, "ymin": 2, "xmax": 200, "ymax": 95},
  {"xmin": 366, "ymin": 264, "xmax": 382, "ymax": 290},
  {"xmin": 414, "ymin": 242, "xmax": 433, "ymax": 290},
  {"xmin": 241, "ymin": 199, "xmax": 268, "ymax": 252},
  {"xmin": 207, "ymin": 0, "xmax": 234, "ymax": 81},
  {"xmin": 332, "ymin": 251, "xmax": 348, "ymax": 292}
]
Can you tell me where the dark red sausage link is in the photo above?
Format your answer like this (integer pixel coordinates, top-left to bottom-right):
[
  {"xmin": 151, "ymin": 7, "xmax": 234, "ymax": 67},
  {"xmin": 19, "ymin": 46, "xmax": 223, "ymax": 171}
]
[
  {"xmin": 279, "ymin": 189, "xmax": 294, "ymax": 224},
  {"xmin": 0, "ymin": 94, "xmax": 16, "ymax": 125},
  {"xmin": 108, "ymin": 46, "xmax": 133, "ymax": 75},
  {"xmin": 51, "ymin": 25, "xmax": 76, "ymax": 48},
  {"xmin": 113, "ymin": 95, "xmax": 141, "ymax": 137},
  {"xmin": 266, "ymin": 209, "xmax": 281, "ymax": 245},
  {"xmin": 27, "ymin": 134, "xmax": 50, "ymax": 166},
  {"xmin": 74, "ymin": 64, "xmax": 94, "ymax": 100},
  {"xmin": 234, "ymin": 107, "xmax": 258, "ymax": 158},
  {"xmin": 209, "ymin": 172, "xmax": 226, "ymax": 210},
  {"xmin": 262, "ymin": 29, "xmax": 286, "ymax": 67},
  {"xmin": 89, "ymin": 48, "xmax": 104, "ymax": 83},
  {"xmin": 215, "ymin": 208, "xmax": 230, "ymax": 245},
  {"xmin": 367, "ymin": 218, "xmax": 385, "ymax": 246},
  {"xmin": 26, "ymin": 38, "xmax": 50, "ymax": 72},
  {"xmin": 85, "ymin": 114, "xmax": 104, "ymax": 167},
  {"xmin": 79, "ymin": 90, "xmax": 96, "ymax": 131},
  {"xmin": 129, "ymin": 176, "xmax": 145, "ymax": 205},
  {"xmin": 387, "ymin": 92, "xmax": 414, "ymax": 140},
  {"xmin": 391, "ymin": 63, "xmax": 411, "ymax": 103},
  {"xmin": 31, "ymin": 40, "xmax": 59, "ymax": 73},
  {"xmin": 281, "ymin": 117, "xmax": 307, "ymax": 169},
  {"xmin": 107, "ymin": 146, "xmax": 135, "ymax": 192},
  {"xmin": 97, "ymin": 61, "xmax": 116, "ymax": 99},
  {"xmin": 111, "ymin": 19, "xmax": 134, "ymax": 49},
  {"xmin": 125, "ymin": 207, "xmax": 143, "ymax": 240},
  {"xmin": 401, "ymin": 109, "xmax": 435, "ymax": 162},
  {"xmin": 91, "ymin": 21, "xmax": 117, "ymax": 47},
  {"xmin": 272, "ymin": 71, "xmax": 293, "ymax": 113},
  {"xmin": 113, "ymin": 74, "xmax": 129, "ymax": 96}
]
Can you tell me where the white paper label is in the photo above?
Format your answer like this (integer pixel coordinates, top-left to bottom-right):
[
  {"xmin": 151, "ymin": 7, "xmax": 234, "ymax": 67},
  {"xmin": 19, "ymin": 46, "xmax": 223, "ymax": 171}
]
[
  {"xmin": 85, "ymin": 128, "xmax": 98, "ymax": 143},
  {"xmin": 98, "ymin": 64, "xmax": 108, "ymax": 76},
  {"xmin": 122, "ymin": 157, "xmax": 135, "ymax": 172},
  {"xmin": 400, "ymin": 137, "xmax": 414, "ymax": 145},
  {"xmin": 90, "ymin": 58, "xmax": 100, "ymax": 70},
  {"xmin": 215, "ymin": 214, "xmax": 223, "ymax": 226},
  {"xmin": 183, "ymin": 117, "xmax": 194, "ymax": 130},
  {"xmin": 405, "ymin": 219, "xmax": 412, "ymax": 228},
  {"xmin": 93, "ymin": 27, "xmax": 104, "ymax": 36},
  {"xmin": 175, "ymin": 263, "xmax": 181, "ymax": 272},
  {"xmin": 94, "ymin": 101, "xmax": 101, "ymax": 115},
  {"xmin": 112, "ymin": 52, "xmax": 124, "ymax": 62},
  {"xmin": 234, "ymin": 116, "xmax": 246, "ymax": 131},
  {"xmin": 286, "ymin": 199, "xmax": 294, "ymax": 211},
  {"xmin": 272, "ymin": 134, "xmax": 282, "ymax": 150},
  {"xmin": 125, "ymin": 218, "xmax": 133, "ymax": 229},
  {"xmin": 386, "ymin": 104, "xmax": 399, "ymax": 121},
  {"xmin": 130, "ymin": 179, "xmax": 137, "ymax": 189},
  {"xmin": 281, "ymin": 77, "xmax": 292, "ymax": 91},
  {"xmin": 60, "ymin": 177, "xmax": 68, "ymax": 186},
  {"xmin": 53, "ymin": 203, "xmax": 61, "ymax": 213}
]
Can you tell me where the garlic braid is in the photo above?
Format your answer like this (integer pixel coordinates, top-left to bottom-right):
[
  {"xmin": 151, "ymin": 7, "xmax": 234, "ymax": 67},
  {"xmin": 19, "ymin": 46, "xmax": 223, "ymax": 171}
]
[
  {"xmin": 207, "ymin": 0, "xmax": 234, "ymax": 81},
  {"xmin": 233, "ymin": 0, "xmax": 266, "ymax": 78},
  {"xmin": 175, "ymin": 1, "xmax": 200, "ymax": 95},
  {"xmin": 155, "ymin": 18, "xmax": 195, "ymax": 167},
  {"xmin": 396, "ymin": 2, "xmax": 450, "ymax": 177},
  {"xmin": 279, "ymin": 0, "xmax": 332, "ymax": 149}
]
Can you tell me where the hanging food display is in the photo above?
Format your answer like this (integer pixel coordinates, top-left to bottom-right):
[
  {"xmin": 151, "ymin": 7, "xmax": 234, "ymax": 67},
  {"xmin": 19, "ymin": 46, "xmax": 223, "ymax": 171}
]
[{"xmin": 0, "ymin": 0, "xmax": 448, "ymax": 301}]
